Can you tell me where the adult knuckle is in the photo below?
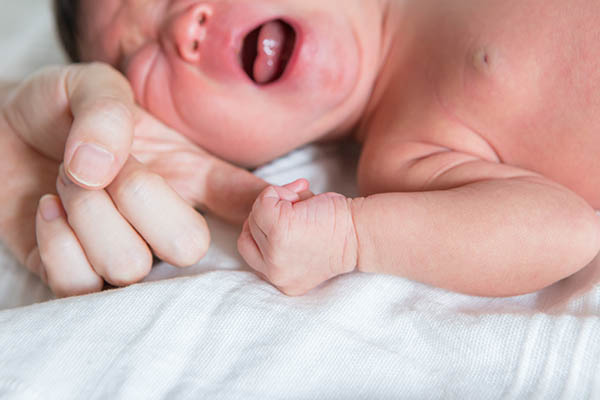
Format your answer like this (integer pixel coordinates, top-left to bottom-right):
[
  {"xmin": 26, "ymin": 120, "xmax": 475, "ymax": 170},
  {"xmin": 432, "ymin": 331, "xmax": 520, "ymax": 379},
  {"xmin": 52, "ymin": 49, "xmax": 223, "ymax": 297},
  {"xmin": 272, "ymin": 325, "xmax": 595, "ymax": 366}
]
[
  {"xmin": 68, "ymin": 63, "xmax": 133, "ymax": 107},
  {"xmin": 40, "ymin": 230, "xmax": 78, "ymax": 260},
  {"xmin": 116, "ymin": 169, "xmax": 163, "ymax": 204},
  {"xmin": 66, "ymin": 190, "xmax": 99, "ymax": 216},
  {"xmin": 87, "ymin": 96, "xmax": 132, "ymax": 123},
  {"xmin": 86, "ymin": 61, "xmax": 117, "ymax": 75},
  {"xmin": 103, "ymin": 247, "xmax": 152, "ymax": 286},
  {"xmin": 86, "ymin": 62, "xmax": 131, "ymax": 87},
  {"xmin": 165, "ymin": 229, "xmax": 210, "ymax": 267}
]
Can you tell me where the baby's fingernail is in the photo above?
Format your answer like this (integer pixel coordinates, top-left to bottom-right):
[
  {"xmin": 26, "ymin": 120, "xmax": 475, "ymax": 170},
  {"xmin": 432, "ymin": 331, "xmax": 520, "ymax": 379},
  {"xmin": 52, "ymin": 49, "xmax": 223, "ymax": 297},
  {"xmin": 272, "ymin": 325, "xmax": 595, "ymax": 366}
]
[
  {"xmin": 263, "ymin": 187, "xmax": 280, "ymax": 199},
  {"xmin": 285, "ymin": 179, "xmax": 309, "ymax": 193},
  {"xmin": 68, "ymin": 143, "xmax": 114, "ymax": 187},
  {"xmin": 39, "ymin": 195, "xmax": 65, "ymax": 222}
]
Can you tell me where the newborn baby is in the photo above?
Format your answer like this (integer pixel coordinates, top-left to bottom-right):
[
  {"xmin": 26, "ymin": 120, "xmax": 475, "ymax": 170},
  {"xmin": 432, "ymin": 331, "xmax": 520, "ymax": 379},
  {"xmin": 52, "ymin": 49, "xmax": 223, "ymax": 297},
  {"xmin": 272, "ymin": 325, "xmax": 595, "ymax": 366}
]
[{"xmin": 2, "ymin": 0, "xmax": 599, "ymax": 297}]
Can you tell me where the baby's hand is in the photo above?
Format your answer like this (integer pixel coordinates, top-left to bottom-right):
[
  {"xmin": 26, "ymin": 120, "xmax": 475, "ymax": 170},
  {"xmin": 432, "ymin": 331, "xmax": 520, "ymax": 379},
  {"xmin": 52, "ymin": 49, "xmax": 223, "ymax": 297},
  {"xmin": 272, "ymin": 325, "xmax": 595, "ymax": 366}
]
[{"xmin": 238, "ymin": 180, "xmax": 358, "ymax": 296}]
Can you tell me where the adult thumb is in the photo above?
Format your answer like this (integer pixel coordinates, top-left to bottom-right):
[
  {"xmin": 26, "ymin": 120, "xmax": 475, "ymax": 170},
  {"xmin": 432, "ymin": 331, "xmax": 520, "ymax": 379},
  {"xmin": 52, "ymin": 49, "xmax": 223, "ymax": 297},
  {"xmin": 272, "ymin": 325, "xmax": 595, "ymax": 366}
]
[
  {"xmin": 62, "ymin": 63, "xmax": 136, "ymax": 189},
  {"xmin": 5, "ymin": 63, "xmax": 136, "ymax": 189}
]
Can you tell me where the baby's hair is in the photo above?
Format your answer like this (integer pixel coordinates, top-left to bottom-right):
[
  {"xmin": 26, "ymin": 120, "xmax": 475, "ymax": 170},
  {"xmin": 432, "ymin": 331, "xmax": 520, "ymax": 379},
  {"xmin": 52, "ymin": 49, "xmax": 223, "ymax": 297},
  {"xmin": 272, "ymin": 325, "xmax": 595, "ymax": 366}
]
[{"xmin": 53, "ymin": 0, "xmax": 81, "ymax": 62}]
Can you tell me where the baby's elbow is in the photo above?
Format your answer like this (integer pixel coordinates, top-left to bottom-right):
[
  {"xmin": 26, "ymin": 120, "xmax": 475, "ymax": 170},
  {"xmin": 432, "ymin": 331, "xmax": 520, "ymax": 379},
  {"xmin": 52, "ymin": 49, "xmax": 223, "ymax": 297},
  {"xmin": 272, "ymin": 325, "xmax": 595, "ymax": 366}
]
[{"xmin": 471, "ymin": 209, "xmax": 600, "ymax": 298}]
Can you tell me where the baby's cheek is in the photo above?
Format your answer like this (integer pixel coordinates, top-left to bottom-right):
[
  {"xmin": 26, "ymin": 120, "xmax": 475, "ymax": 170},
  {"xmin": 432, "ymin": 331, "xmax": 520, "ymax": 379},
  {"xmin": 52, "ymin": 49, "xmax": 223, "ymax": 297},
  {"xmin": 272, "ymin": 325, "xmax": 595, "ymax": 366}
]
[{"xmin": 124, "ymin": 43, "xmax": 161, "ymax": 108}]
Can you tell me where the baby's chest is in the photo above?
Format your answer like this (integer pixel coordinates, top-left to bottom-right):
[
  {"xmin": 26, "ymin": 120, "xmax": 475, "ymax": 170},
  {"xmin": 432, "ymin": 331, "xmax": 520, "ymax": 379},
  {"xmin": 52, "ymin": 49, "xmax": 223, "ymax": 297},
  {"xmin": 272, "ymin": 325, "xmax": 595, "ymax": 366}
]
[
  {"xmin": 366, "ymin": 0, "xmax": 600, "ymax": 204},
  {"xmin": 425, "ymin": 0, "xmax": 600, "ymax": 165}
]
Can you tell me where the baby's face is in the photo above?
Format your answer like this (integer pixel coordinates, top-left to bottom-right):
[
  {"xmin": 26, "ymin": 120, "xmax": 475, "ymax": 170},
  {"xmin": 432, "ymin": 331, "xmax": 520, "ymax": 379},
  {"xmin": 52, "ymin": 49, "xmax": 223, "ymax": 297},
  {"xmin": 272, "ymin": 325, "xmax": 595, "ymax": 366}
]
[{"xmin": 79, "ymin": 0, "xmax": 385, "ymax": 166}]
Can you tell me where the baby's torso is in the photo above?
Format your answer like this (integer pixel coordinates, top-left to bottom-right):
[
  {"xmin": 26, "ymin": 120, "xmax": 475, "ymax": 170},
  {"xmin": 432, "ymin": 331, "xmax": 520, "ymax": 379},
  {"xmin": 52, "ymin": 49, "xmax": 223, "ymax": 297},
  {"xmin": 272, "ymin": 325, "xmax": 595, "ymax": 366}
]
[{"xmin": 364, "ymin": 0, "xmax": 600, "ymax": 205}]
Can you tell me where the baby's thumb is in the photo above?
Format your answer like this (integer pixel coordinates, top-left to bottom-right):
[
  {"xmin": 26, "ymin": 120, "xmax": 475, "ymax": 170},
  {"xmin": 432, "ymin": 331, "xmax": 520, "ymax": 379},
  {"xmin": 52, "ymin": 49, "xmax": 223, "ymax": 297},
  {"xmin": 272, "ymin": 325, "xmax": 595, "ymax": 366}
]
[
  {"xmin": 282, "ymin": 179, "xmax": 310, "ymax": 195},
  {"xmin": 284, "ymin": 179, "xmax": 314, "ymax": 202},
  {"xmin": 263, "ymin": 179, "xmax": 311, "ymax": 203}
]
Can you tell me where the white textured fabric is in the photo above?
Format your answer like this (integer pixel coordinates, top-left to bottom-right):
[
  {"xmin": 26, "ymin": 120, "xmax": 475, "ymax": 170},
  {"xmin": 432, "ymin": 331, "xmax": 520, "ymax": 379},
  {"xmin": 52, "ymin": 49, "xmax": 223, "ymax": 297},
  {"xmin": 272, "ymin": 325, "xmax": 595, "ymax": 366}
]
[{"xmin": 1, "ymin": 1, "xmax": 600, "ymax": 399}]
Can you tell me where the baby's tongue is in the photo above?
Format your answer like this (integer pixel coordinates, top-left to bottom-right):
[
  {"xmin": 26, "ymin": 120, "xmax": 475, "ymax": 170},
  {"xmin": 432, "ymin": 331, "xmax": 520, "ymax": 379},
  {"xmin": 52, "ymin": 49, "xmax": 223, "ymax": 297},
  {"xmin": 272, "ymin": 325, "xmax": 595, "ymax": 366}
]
[{"xmin": 253, "ymin": 21, "xmax": 287, "ymax": 84}]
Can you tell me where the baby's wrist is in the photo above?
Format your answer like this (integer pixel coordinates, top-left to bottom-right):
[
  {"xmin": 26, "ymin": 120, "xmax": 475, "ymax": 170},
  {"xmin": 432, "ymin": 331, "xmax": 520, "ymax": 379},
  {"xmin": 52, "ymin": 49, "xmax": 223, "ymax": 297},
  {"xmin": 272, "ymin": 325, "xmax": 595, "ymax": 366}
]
[
  {"xmin": 344, "ymin": 197, "xmax": 361, "ymax": 274},
  {"xmin": 348, "ymin": 197, "xmax": 373, "ymax": 274}
]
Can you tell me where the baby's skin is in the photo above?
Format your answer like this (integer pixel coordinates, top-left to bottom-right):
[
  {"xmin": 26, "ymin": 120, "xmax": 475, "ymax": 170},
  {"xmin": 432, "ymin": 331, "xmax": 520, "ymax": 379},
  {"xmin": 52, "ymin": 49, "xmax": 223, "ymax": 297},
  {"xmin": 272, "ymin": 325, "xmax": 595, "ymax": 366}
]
[
  {"xmin": 238, "ymin": 0, "xmax": 600, "ymax": 296},
  {"xmin": 3, "ymin": 0, "xmax": 600, "ymax": 297}
]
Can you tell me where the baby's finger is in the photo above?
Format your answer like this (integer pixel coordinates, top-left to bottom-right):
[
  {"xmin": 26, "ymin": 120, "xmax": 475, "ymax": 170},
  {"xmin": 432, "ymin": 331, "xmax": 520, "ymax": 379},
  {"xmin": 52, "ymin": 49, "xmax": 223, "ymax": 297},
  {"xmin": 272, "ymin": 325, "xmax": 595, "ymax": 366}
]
[
  {"xmin": 35, "ymin": 195, "xmax": 104, "ymax": 297},
  {"xmin": 247, "ymin": 214, "xmax": 269, "ymax": 252},
  {"xmin": 106, "ymin": 157, "xmax": 210, "ymax": 267},
  {"xmin": 251, "ymin": 186, "xmax": 296, "ymax": 235},
  {"xmin": 254, "ymin": 185, "xmax": 300, "ymax": 210},
  {"xmin": 56, "ymin": 166, "xmax": 153, "ymax": 286},
  {"xmin": 238, "ymin": 221, "xmax": 265, "ymax": 273},
  {"xmin": 282, "ymin": 179, "xmax": 310, "ymax": 194},
  {"xmin": 297, "ymin": 190, "xmax": 315, "ymax": 202}
]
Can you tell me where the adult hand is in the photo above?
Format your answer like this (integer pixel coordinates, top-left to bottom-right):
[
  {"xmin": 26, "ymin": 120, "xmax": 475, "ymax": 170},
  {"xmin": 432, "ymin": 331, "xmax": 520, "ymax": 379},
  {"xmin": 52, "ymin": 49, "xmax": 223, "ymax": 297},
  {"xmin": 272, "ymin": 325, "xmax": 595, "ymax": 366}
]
[{"xmin": 0, "ymin": 63, "xmax": 267, "ymax": 297}]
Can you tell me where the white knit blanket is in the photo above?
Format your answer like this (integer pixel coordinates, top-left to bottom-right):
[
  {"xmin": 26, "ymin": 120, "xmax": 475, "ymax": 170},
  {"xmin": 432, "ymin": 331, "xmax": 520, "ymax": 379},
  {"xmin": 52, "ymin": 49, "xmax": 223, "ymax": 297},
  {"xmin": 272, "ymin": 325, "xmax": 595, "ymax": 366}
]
[{"xmin": 1, "ymin": 1, "xmax": 599, "ymax": 399}]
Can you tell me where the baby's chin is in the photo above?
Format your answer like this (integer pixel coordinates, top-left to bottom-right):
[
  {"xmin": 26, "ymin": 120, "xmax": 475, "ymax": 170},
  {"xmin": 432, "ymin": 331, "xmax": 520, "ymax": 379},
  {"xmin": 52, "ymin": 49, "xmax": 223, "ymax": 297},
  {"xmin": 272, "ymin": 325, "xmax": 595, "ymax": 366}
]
[{"xmin": 182, "ymin": 123, "xmax": 316, "ymax": 168}]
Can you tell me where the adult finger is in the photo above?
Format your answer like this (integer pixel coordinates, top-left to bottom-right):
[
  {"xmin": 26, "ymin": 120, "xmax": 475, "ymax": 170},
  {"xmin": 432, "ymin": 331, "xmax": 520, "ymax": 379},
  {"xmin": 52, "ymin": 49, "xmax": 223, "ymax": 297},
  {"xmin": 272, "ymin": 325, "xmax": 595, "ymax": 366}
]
[
  {"xmin": 56, "ymin": 165, "xmax": 153, "ymax": 286},
  {"xmin": 106, "ymin": 157, "xmax": 210, "ymax": 267},
  {"xmin": 35, "ymin": 195, "xmax": 104, "ymax": 297},
  {"xmin": 63, "ymin": 63, "xmax": 136, "ymax": 188}
]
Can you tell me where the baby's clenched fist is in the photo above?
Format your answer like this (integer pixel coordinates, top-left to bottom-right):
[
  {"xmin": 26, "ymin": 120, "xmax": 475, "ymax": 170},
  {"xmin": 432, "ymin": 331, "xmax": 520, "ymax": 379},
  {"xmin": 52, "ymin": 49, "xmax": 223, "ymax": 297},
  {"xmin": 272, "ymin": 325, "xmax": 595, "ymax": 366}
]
[{"xmin": 238, "ymin": 180, "xmax": 358, "ymax": 296}]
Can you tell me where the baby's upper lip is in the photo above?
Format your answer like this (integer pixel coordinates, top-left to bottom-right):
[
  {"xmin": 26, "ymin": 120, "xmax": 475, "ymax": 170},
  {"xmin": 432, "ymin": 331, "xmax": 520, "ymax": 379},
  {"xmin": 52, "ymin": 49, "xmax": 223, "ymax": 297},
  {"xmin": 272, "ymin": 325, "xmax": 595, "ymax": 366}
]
[{"xmin": 191, "ymin": 6, "xmax": 302, "ymax": 86}]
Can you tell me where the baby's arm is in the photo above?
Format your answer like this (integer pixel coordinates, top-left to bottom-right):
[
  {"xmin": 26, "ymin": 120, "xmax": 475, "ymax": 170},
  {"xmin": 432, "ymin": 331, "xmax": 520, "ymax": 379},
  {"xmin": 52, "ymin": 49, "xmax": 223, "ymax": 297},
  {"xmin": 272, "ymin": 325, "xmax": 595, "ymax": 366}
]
[
  {"xmin": 353, "ymin": 143, "xmax": 600, "ymax": 296},
  {"xmin": 239, "ymin": 142, "xmax": 600, "ymax": 297}
]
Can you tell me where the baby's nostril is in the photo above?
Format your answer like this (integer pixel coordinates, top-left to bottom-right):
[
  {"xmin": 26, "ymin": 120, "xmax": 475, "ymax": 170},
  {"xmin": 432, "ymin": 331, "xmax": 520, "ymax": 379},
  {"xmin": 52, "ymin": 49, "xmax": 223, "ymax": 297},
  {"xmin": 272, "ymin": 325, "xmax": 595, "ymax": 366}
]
[
  {"xmin": 193, "ymin": 40, "xmax": 199, "ymax": 51},
  {"xmin": 198, "ymin": 14, "xmax": 207, "ymax": 25}
]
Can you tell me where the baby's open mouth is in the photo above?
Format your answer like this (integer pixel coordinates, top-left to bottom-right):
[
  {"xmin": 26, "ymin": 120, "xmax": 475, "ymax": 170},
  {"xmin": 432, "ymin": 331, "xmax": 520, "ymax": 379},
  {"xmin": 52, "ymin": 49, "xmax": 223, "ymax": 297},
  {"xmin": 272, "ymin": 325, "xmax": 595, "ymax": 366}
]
[{"xmin": 241, "ymin": 20, "xmax": 296, "ymax": 85}]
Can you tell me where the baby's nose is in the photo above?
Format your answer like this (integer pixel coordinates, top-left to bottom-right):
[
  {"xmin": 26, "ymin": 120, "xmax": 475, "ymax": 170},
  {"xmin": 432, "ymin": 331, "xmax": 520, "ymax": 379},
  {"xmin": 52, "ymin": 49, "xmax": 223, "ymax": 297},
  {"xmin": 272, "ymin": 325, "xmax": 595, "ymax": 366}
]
[{"xmin": 167, "ymin": 4, "xmax": 213, "ymax": 63}]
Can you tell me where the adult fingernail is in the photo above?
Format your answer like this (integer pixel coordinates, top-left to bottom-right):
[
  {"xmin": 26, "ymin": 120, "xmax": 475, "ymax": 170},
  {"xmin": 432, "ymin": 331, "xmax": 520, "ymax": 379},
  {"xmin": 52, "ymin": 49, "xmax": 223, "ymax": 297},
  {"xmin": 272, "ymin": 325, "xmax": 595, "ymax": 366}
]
[
  {"xmin": 68, "ymin": 143, "xmax": 114, "ymax": 187},
  {"xmin": 39, "ymin": 195, "xmax": 65, "ymax": 222}
]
